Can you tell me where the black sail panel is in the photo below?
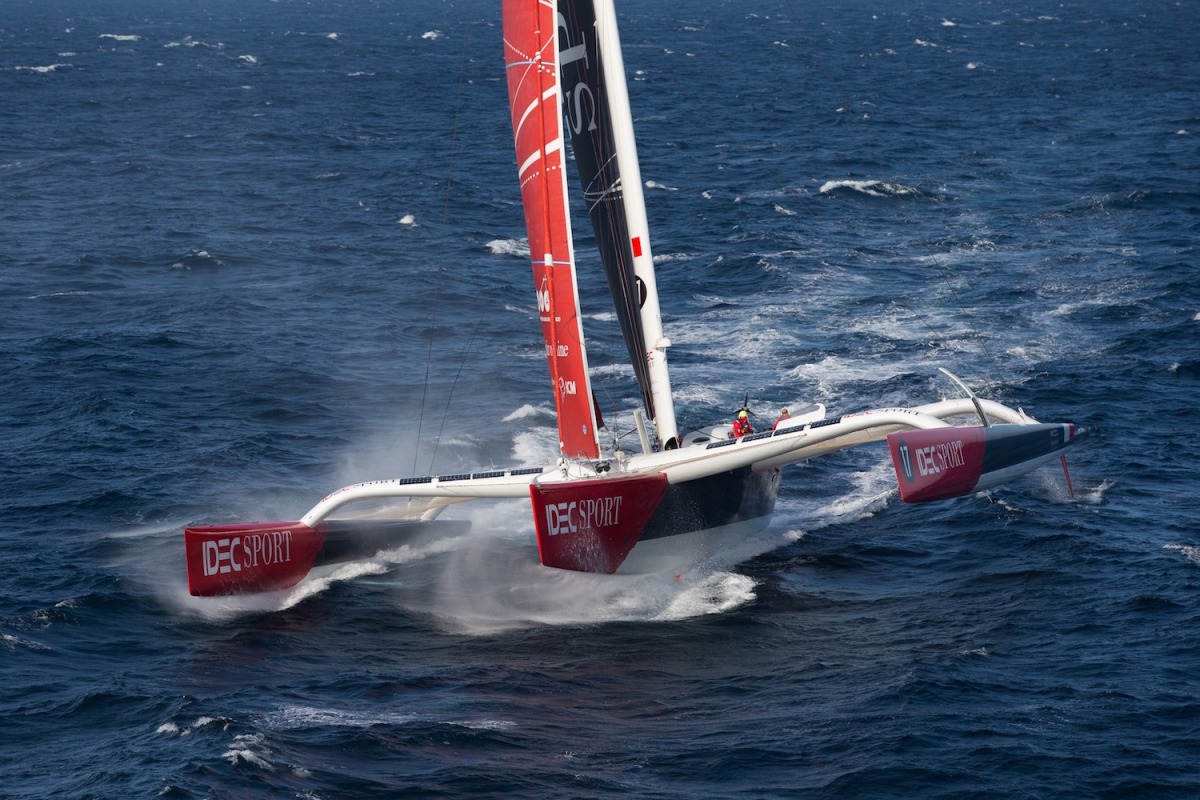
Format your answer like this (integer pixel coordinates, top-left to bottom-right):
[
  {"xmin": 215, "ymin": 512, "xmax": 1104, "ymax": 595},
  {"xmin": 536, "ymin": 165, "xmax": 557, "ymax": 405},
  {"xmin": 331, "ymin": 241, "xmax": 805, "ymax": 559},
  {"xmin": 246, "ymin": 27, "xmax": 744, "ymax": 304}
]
[{"xmin": 556, "ymin": 0, "xmax": 656, "ymax": 421}]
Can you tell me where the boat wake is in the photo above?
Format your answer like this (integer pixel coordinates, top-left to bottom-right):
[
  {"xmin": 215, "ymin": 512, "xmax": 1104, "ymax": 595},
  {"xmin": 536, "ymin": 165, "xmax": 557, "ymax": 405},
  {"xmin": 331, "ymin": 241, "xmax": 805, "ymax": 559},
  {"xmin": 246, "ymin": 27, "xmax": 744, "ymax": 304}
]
[
  {"xmin": 370, "ymin": 469, "xmax": 897, "ymax": 634},
  {"xmin": 132, "ymin": 499, "xmax": 768, "ymax": 629},
  {"xmin": 379, "ymin": 501, "xmax": 774, "ymax": 634},
  {"xmin": 138, "ymin": 463, "xmax": 898, "ymax": 628}
]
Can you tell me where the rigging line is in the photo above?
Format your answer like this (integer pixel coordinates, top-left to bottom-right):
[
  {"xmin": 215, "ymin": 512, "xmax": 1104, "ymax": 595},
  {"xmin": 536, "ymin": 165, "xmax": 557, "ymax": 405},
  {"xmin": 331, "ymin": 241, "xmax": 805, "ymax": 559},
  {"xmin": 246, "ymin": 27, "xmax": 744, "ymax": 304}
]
[
  {"xmin": 415, "ymin": 7, "xmax": 476, "ymax": 476},
  {"xmin": 428, "ymin": 311, "xmax": 487, "ymax": 473},
  {"xmin": 895, "ymin": 296, "xmax": 998, "ymax": 374}
]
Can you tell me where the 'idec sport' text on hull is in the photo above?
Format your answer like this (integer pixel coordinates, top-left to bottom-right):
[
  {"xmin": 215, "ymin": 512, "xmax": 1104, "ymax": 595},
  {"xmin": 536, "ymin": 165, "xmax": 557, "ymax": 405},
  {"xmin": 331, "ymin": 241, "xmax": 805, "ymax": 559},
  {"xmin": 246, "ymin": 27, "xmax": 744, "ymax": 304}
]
[
  {"xmin": 913, "ymin": 438, "xmax": 966, "ymax": 476},
  {"xmin": 202, "ymin": 529, "xmax": 294, "ymax": 576},
  {"xmin": 544, "ymin": 496, "xmax": 623, "ymax": 536}
]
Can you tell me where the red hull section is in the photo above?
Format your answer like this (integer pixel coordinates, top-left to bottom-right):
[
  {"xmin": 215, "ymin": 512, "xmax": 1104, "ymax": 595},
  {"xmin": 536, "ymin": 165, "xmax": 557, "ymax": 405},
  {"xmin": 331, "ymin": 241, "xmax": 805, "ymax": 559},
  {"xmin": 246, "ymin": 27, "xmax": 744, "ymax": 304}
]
[
  {"xmin": 888, "ymin": 423, "xmax": 1075, "ymax": 503},
  {"xmin": 185, "ymin": 521, "xmax": 326, "ymax": 597},
  {"xmin": 530, "ymin": 473, "xmax": 669, "ymax": 573},
  {"xmin": 889, "ymin": 427, "xmax": 987, "ymax": 503}
]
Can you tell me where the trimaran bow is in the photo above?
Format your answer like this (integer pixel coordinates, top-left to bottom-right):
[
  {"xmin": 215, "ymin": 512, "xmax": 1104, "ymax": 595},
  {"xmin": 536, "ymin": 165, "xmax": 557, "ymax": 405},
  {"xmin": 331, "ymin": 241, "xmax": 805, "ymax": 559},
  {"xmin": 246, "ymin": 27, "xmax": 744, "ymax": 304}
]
[{"xmin": 184, "ymin": 0, "xmax": 1077, "ymax": 597}]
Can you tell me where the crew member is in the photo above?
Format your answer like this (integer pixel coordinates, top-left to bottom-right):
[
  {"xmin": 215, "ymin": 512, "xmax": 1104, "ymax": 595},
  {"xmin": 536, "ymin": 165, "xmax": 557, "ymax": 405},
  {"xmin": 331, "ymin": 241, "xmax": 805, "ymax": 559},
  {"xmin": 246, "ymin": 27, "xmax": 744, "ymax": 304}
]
[
  {"xmin": 731, "ymin": 410, "xmax": 753, "ymax": 438},
  {"xmin": 773, "ymin": 408, "xmax": 791, "ymax": 429}
]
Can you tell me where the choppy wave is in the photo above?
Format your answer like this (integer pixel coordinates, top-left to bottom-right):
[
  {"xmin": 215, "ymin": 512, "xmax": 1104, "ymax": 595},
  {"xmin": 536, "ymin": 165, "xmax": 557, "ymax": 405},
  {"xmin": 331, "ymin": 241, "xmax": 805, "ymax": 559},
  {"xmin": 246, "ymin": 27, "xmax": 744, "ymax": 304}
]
[
  {"xmin": 487, "ymin": 237, "xmax": 529, "ymax": 257},
  {"xmin": 819, "ymin": 179, "xmax": 922, "ymax": 198},
  {"xmin": 15, "ymin": 64, "xmax": 71, "ymax": 73},
  {"xmin": 170, "ymin": 249, "xmax": 223, "ymax": 269}
]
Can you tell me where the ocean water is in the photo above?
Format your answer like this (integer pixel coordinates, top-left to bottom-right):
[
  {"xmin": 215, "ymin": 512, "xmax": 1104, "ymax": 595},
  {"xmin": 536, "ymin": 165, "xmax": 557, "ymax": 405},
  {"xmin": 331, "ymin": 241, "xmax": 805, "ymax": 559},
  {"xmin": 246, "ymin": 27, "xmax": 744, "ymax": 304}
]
[{"xmin": 2, "ymin": 0, "xmax": 1199, "ymax": 797}]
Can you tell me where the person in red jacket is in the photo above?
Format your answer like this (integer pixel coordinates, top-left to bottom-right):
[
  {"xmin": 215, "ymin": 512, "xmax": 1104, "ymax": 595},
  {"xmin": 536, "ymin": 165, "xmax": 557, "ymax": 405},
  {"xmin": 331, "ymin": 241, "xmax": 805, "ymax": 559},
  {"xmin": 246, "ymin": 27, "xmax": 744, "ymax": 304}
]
[{"xmin": 731, "ymin": 409, "xmax": 754, "ymax": 438}]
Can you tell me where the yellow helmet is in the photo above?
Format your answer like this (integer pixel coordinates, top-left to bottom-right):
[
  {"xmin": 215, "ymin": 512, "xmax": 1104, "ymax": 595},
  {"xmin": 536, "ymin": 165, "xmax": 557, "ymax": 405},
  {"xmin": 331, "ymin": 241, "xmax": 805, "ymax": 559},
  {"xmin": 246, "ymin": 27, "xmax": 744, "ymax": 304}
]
[{"xmin": 738, "ymin": 410, "xmax": 748, "ymax": 418}]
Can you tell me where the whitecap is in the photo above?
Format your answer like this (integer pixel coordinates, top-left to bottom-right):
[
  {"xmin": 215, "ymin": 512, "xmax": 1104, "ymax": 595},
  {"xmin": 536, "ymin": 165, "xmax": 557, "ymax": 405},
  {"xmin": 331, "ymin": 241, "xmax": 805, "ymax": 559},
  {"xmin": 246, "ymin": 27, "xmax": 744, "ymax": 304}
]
[
  {"xmin": 589, "ymin": 362, "xmax": 634, "ymax": 378},
  {"xmin": 157, "ymin": 716, "xmax": 232, "ymax": 737},
  {"xmin": 192, "ymin": 716, "xmax": 232, "ymax": 732},
  {"xmin": 222, "ymin": 731, "xmax": 309, "ymax": 778},
  {"xmin": 422, "ymin": 30, "xmax": 444, "ymax": 41},
  {"xmin": 238, "ymin": 54, "xmax": 259, "ymax": 65},
  {"xmin": 486, "ymin": 237, "xmax": 529, "ymax": 257},
  {"xmin": 224, "ymin": 734, "xmax": 275, "ymax": 771},
  {"xmin": 171, "ymin": 249, "xmax": 223, "ymax": 269},
  {"xmin": 652, "ymin": 251, "xmax": 696, "ymax": 264},
  {"xmin": 1164, "ymin": 544, "xmax": 1200, "ymax": 567},
  {"xmin": 268, "ymin": 704, "xmax": 514, "ymax": 734},
  {"xmin": 2, "ymin": 631, "xmax": 52, "ymax": 651},
  {"xmin": 396, "ymin": 213, "xmax": 416, "ymax": 226},
  {"xmin": 269, "ymin": 705, "xmax": 418, "ymax": 730},
  {"xmin": 99, "ymin": 34, "xmax": 142, "ymax": 42},
  {"xmin": 819, "ymin": 179, "xmax": 920, "ymax": 198},
  {"xmin": 502, "ymin": 403, "xmax": 551, "ymax": 422},
  {"xmin": 15, "ymin": 64, "xmax": 69, "ymax": 74}
]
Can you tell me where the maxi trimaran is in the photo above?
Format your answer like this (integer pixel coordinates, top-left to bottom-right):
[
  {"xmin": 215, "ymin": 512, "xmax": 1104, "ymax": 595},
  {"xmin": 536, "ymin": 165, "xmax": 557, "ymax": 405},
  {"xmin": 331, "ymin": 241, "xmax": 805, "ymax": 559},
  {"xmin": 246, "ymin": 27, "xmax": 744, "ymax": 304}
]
[{"xmin": 184, "ymin": 0, "xmax": 1077, "ymax": 597}]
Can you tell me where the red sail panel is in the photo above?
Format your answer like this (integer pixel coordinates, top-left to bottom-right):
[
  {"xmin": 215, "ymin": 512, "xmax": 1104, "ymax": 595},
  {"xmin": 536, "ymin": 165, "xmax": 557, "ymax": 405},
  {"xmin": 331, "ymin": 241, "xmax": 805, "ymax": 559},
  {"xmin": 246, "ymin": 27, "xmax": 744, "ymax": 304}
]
[{"xmin": 503, "ymin": 0, "xmax": 600, "ymax": 459}]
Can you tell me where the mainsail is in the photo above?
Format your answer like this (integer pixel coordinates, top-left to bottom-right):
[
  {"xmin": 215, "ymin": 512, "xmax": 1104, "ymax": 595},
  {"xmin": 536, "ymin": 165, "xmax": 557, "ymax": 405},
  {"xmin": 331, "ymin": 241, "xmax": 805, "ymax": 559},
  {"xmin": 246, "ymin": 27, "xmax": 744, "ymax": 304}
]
[{"xmin": 503, "ymin": 0, "xmax": 601, "ymax": 459}]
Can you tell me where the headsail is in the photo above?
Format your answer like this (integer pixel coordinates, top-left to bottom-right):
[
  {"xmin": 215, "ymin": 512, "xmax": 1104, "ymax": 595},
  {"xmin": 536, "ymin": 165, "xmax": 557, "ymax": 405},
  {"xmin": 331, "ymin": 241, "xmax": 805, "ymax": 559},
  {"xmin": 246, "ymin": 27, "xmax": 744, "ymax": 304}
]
[
  {"xmin": 555, "ymin": 0, "xmax": 680, "ymax": 450},
  {"xmin": 503, "ymin": 0, "xmax": 601, "ymax": 459}
]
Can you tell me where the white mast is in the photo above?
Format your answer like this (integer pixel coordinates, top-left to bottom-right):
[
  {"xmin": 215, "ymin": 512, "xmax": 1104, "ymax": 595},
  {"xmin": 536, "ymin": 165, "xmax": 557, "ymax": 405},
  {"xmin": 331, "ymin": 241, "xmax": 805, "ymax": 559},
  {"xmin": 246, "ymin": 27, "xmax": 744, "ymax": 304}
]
[{"xmin": 591, "ymin": 0, "xmax": 679, "ymax": 449}]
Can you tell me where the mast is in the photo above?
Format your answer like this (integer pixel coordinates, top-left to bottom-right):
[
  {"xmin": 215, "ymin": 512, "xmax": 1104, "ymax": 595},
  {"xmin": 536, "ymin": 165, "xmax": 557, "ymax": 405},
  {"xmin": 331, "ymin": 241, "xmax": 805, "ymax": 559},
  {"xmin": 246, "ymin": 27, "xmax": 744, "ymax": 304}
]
[
  {"xmin": 558, "ymin": 0, "xmax": 680, "ymax": 450},
  {"xmin": 503, "ymin": 0, "xmax": 602, "ymax": 459}
]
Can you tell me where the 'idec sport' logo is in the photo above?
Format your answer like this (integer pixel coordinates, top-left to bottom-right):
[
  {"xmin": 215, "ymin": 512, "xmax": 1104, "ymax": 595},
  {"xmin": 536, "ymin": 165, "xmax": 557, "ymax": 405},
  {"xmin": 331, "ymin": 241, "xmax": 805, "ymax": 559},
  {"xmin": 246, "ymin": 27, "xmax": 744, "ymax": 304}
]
[
  {"xmin": 202, "ymin": 530, "xmax": 294, "ymax": 576},
  {"xmin": 896, "ymin": 438, "xmax": 967, "ymax": 483},
  {"xmin": 544, "ymin": 496, "xmax": 623, "ymax": 536}
]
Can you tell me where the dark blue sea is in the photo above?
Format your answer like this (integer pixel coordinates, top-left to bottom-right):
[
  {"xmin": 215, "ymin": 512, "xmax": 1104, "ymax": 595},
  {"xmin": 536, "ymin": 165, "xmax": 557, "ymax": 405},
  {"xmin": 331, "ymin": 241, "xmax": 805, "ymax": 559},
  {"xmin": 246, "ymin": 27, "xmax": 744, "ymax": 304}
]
[{"xmin": 3, "ymin": 0, "xmax": 1199, "ymax": 796}]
